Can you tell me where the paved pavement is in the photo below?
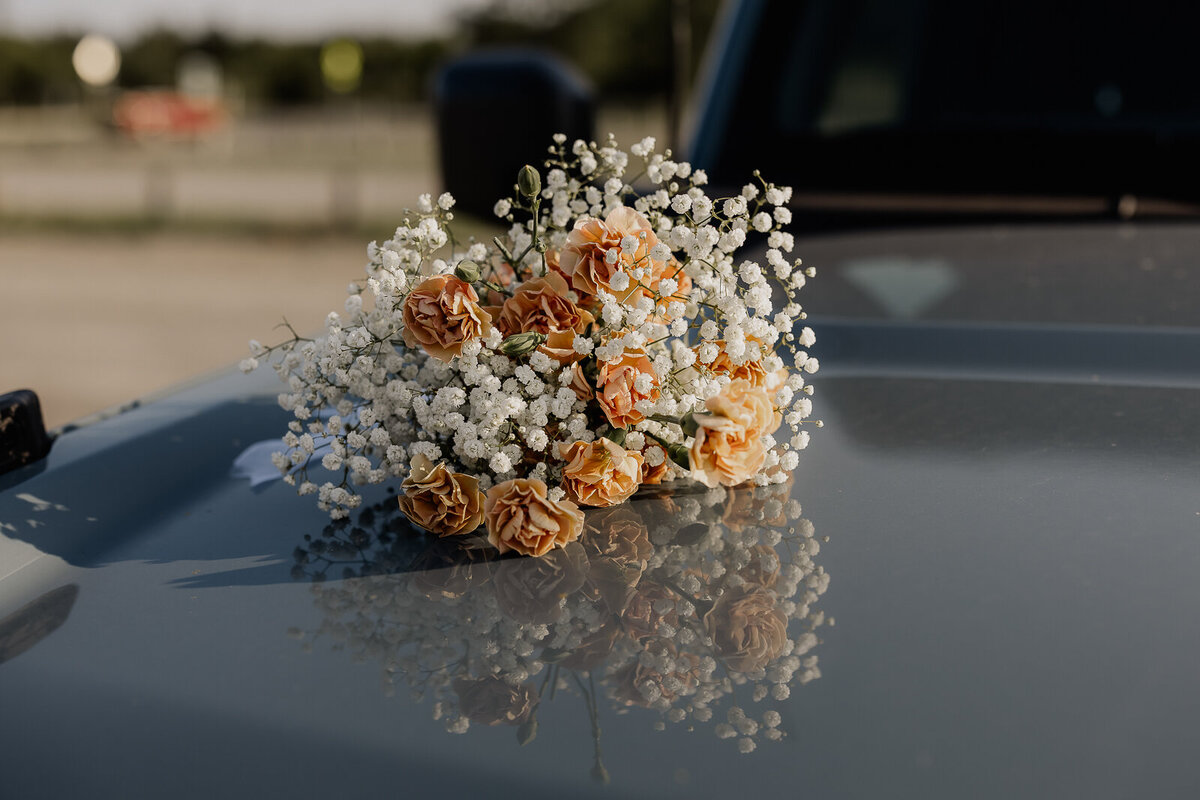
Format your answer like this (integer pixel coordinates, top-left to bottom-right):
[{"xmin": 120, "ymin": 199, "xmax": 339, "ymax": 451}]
[{"xmin": 0, "ymin": 231, "xmax": 370, "ymax": 429}]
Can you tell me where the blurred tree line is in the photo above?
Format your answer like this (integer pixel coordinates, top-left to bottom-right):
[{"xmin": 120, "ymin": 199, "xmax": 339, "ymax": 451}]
[{"xmin": 0, "ymin": 0, "xmax": 721, "ymax": 108}]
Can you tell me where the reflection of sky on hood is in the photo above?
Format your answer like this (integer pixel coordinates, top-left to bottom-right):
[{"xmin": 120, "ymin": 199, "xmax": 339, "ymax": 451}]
[{"xmin": 4, "ymin": 0, "xmax": 496, "ymax": 39}]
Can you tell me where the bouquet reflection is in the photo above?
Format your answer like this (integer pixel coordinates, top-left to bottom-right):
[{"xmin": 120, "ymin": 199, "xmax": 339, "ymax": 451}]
[{"xmin": 290, "ymin": 480, "xmax": 829, "ymax": 769}]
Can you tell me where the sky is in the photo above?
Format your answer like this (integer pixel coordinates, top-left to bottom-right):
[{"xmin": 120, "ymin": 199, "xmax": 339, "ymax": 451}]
[{"xmin": 1, "ymin": 0, "xmax": 499, "ymax": 40}]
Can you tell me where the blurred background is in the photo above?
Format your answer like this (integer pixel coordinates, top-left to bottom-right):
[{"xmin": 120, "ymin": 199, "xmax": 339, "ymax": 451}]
[{"xmin": 0, "ymin": 0, "xmax": 721, "ymax": 428}]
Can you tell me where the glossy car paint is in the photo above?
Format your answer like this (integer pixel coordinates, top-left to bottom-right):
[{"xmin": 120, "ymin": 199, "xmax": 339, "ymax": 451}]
[{"xmin": 2, "ymin": 224, "xmax": 1197, "ymax": 798}]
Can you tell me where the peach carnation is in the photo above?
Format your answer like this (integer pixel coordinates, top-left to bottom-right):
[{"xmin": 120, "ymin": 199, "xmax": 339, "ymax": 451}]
[
  {"xmin": 487, "ymin": 273, "xmax": 593, "ymax": 365},
  {"xmin": 702, "ymin": 340, "xmax": 771, "ymax": 387},
  {"xmin": 401, "ymin": 274, "xmax": 492, "ymax": 362},
  {"xmin": 484, "ymin": 478, "xmax": 584, "ymax": 557},
  {"xmin": 567, "ymin": 361, "xmax": 593, "ymax": 401},
  {"xmin": 558, "ymin": 206, "xmax": 666, "ymax": 304},
  {"xmin": 689, "ymin": 379, "xmax": 781, "ymax": 487},
  {"xmin": 595, "ymin": 346, "xmax": 660, "ymax": 429},
  {"xmin": 398, "ymin": 454, "xmax": 486, "ymax": 537},
  {"xmin": 494, "ymin": 273, "xmax": 591, "ymax": 337},
  {"xmin": 558, "ymin": 438, "xmax": 643, "ymax": 507}
]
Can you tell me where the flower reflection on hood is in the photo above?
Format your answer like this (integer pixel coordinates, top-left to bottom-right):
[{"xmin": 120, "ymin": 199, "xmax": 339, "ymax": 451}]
[{"xmin": 291, "ymin": 480, "xmax": 830, "ymax": 765}]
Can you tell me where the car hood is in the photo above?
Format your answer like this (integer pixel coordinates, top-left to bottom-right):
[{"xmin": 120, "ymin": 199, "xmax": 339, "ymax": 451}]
[{"xmin": 2, "ymin": 225, "xmax": 1199, "ymax": 799}]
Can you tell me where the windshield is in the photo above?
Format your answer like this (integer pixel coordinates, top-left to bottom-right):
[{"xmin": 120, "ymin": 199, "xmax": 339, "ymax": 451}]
[
  {"xmin": 699, "ymin": 0, "xmax": 1200, "ymax": 204},
  {"xmin": 796, "ymin": 0, "xmax": 1200, "ymax": 136}
]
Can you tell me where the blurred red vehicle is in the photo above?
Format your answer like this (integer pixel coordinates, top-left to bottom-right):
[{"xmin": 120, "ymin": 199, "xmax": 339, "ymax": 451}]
[{"xmin": 112, "ymin": 90, "xmax": 226, "ymax": 139}]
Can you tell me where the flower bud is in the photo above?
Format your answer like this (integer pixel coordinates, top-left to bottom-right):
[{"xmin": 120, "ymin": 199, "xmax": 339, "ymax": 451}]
[
  {"xmin": 499, "ymin": 331, "xmax": 547, "ymax": 356},
  {"xmin": 517, "ymin": 165, "xmax": 541, "ymax": 199},
  {"xmin": 679, "ymin": 412, "xmax": 699, "ymax": 437},
  {"xmin": 517, "ymin": 717, "xmax": 538, "ymax": 746},
  {"xmin": 667, "ymin": 442, "xmax": 690, "ymax": 469},
  {"xmin": 453, "ymin": 260, "xmax": 481, "ymax": 284}
]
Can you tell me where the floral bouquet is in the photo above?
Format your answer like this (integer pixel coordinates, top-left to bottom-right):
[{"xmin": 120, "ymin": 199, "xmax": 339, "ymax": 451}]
[
  {"xmin": 290, "ymin": 478, "xmax": 829, "ymax": 767},
  {"xmin": 247, "ymin": 134, "xmax": 818, "ymax": 557}
]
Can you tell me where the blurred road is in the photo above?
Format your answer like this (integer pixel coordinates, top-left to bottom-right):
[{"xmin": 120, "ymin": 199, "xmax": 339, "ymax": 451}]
[
  {"xmin": 0, "ymin": 231, "xmax": 367, "ymax": 429},
  {"xmin": 0, "ymin": 106, "xmax": 439, "ymax": 226}
]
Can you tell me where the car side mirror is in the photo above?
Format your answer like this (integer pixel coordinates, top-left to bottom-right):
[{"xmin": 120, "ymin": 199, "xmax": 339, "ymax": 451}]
[
  {"xmin": 0, "ymin": 390, "xmax": 52, "ymax": 478},
  {"xmin": 435, "ymin": 50, "xmax": 594, "ymax": 218}
]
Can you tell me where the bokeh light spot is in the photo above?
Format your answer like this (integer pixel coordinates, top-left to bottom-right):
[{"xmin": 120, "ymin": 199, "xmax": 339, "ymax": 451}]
[
  {"xmin": 321, "ymin": 39, "xmax": 364, "ymax": 94},
  {"xmin": 72, "ymin": 34, "xmax": 122, "ymax": 88}
]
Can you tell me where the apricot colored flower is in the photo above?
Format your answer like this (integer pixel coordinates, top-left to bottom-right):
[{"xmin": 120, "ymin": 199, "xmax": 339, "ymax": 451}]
[
  {"xmin": 703, "ymin": 584, "xmax": 788, "ymax": 672},
  {"xmin": 689, "ymin": 379, "xmax": 781, "ymax": 487},
  {"xmin": 495, "ymin": 273, "xmax": 592, "ymax": 337},
  {"xmin": 702, "ymin": 340, "xmax": 770, "ymax": 387},
  {"xmin": 398, "ymin": 454, "xmax": 485, "ymax": 537},
  {"xmin": 558, "ymin": 438, "xmax": 643, "ymax": 507},
  {"xmin": 567, "ymin": 361, "xmax": 594, "ymax": 402},
  {"xmin": 484, "ymin": 477, "xmax": 584, "ymax": 557},
  {"xmin": 401, "ymin": 274, "xmax": 492, "ymax": 362},
  {"xmin": 559, "ymin": 206, "xmax": 666, "ymax": 304},
  {"xmin": 595, "ymin": 346, "xmax": 660, "ymax": 429},
  {"xmin": 639, "ymin": 448, "xmax": 672, "ymax": 485},
  {"xmin": 489, "ymin": 273, "xmax": 593, "ymax": 365},
  {"xmin": 543, "ymin": 247, "xmax": 568, "ymax": 284},
  {"xmin": 583, "ymin": 505, "xmax": 652, "ymax": 573}
]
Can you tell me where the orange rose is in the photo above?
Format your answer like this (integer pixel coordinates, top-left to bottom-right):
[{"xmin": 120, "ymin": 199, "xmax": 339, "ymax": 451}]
[
  {"xmin": 484, "ymin": 478, "xmax": 584, "ymax": 557},
  {"xmin": 398, "ymin": 454, "xmax": 486, "ymax": 537},
  {"xmin": 595, "ymin": 346, "xmax": 660, "ymax": 429},
  {"xmin": 558, "ymin": 438, "xmax": 643, "ymax": 507},
  {"xmin": 559, "ymin": 206, "xmax": 666, "ymax": 304},
  {"xmin": 703, "ymin": 584, "xmax": 788, "ymax": 673},
  {"xmin": 401, "ymin": 274, "xmax": 492, "ymax": 362},
  {"xmin": 689, "ymin": 379, "xmax": 781, "ymax": 488}
]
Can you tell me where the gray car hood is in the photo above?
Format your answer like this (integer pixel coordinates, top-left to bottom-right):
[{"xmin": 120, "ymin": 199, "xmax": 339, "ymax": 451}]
[{"xmin": 2, "ymin": 223, "xmax": 1198, "ymax": 799}]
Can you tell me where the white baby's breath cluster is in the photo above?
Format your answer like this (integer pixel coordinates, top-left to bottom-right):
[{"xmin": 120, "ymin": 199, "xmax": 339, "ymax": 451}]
[
  {"xmin": 291, "ymin": 480, "xmax": 829, "ymax": 761},
  {"xmin": 248, "ymin": 134, "xmax": 818, "ymax": 522}
]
